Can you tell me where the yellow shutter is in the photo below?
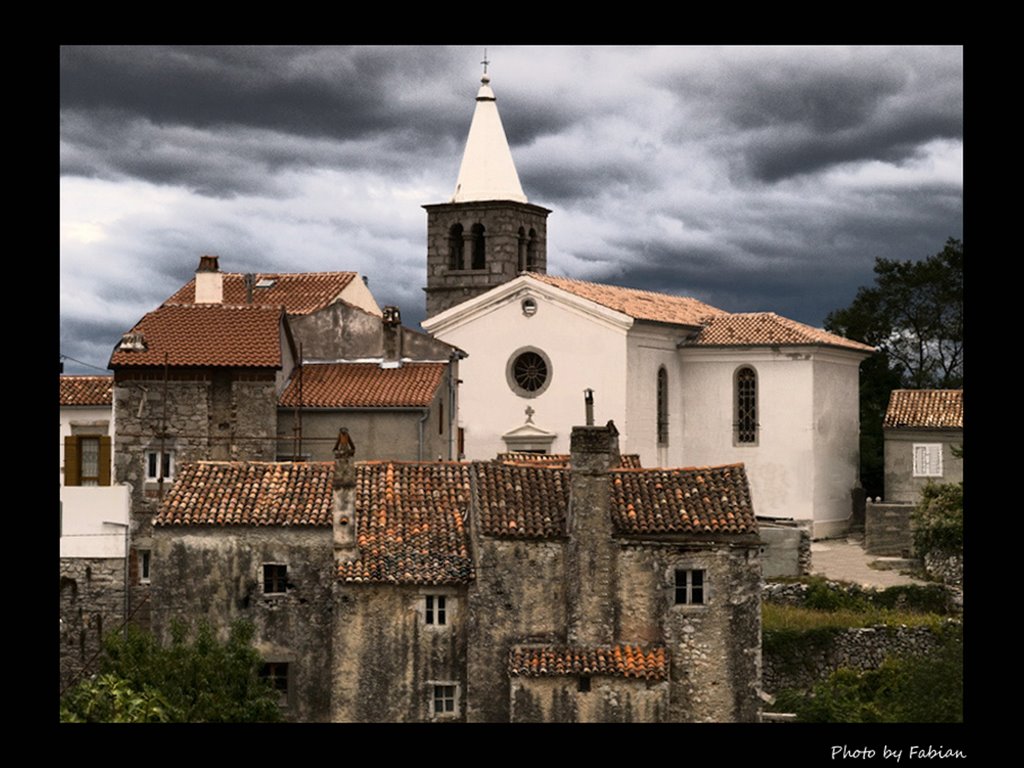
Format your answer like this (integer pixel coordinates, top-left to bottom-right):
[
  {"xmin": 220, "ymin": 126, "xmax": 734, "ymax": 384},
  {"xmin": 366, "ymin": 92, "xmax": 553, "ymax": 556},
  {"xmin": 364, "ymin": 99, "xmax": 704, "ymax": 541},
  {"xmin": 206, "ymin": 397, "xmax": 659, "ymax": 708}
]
[
  {"xmin": 99, "ymin": 436, "xmax": 112, "ymax": 486},
  {"xmin": 64, "ymin": 436, "xmax": 81, "ymax": 486}
]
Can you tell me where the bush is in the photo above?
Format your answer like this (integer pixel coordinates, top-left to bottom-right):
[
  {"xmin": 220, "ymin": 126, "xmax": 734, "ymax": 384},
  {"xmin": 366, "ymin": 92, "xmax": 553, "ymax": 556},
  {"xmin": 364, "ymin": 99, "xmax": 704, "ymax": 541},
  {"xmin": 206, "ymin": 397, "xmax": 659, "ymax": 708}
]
[
  {"xmin": 61, "ymin": 619, "xmax": 282, "ymax": 723},
  {"xmin": 914, "ymin": 482, "xmax": 963, "ymax": 555}
]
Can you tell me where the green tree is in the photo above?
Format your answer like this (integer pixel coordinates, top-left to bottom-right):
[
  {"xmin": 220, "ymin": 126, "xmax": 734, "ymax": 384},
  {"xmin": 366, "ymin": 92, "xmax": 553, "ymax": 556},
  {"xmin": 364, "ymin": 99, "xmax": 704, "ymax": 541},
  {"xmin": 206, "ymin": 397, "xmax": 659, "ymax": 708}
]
[
  {"xmin": 60, "ymin": 619, "xmax": 282, "ymax": 723},
  {"xmin": 825, "ymin": 238, "xmax": 963, "ymax": 495}
]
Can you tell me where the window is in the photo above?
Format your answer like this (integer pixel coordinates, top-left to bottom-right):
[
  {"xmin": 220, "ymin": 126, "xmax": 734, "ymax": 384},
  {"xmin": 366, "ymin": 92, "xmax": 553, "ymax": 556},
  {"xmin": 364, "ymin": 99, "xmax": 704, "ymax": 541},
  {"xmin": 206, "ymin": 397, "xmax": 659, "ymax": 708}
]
[
  {"xmin": 578, "ymin": 676, "xmax": 592, "ymax": 693},
  {"xmin": 506, "ymin": 347, "xmax": 552, "ymax": 398},
  {"xmin": 263, "ymin": 564, "xmax": 287, "ymax": 594},
  {"xmin": 735, "ymin": 367, "xmax": 758, "ymax": 445},
  {"xmin": 448, "ymin": 224, "xmax": 464, "ymax": 270},
  {"xmin": 425, "ymin": 595, "xmax": 447, "ymax": 625},
  {"xmin": 146, "ymin": 450, "xmax": 174, "ymax": 481},
  {"xmin": 260, "ymin": 662, "xmax": 289, "ymax": 707},
  {"xmin": 470, "ymin": 223, "xmax": 486, "ymax": 270},
  {"xmin": 674, "ymin": 569, "xmax": 705, "ymax": 605},
  {"xmin": 431, "ymin": 684, "xmax": 458, "ymax": 716},
  {"xmin": 63, "ymin": 435, "xmax": 111, "ymax": 486},
  {"xmin": 138, "ymin": 550, "xmax": 151, "ymax": 584},
  {"xmin": 657, "ymin": 367, "xmax": 669, "ymax": 446},
  {"xmin": 517, "ymin": 226, "xmax": 527, "ymax": 272},
  {"xmin": 913, "ymin": 444, "xmax": 944, "ymax": 477}
]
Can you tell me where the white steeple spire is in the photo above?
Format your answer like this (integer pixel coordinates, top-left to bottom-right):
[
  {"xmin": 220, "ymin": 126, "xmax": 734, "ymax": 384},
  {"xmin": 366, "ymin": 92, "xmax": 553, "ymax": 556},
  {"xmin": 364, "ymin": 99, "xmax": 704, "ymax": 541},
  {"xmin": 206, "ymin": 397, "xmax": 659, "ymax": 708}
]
[{"xmin": 450, "ymin": 65, "xmax": 528, "ymax": 204}]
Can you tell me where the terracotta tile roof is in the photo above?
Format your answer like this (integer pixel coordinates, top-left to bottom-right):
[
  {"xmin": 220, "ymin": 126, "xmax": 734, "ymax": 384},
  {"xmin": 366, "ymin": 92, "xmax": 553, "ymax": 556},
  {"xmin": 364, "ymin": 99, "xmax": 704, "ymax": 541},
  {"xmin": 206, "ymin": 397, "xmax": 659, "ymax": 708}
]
[
  {"xmin": 532, "ymin": 274, "xmax": 726, "ymax": 326},
  {"xmin": 508, "ymin": 645, "xmax": 668, "ymax": 681},
  {"xmin": 495, "ymin": 452, "xmax": 642, "ymax": 469},
  {"xmin": 155, "ymin": 461, "xmax": 333, "ymax": 526},
  {"xmin": 60, "ymin": 375, "xmax": 113, "ymax": 406},
  {"xmin": 165, "ymin": 272, "xmax": 358, "ymax": 315},
  {"xmin": 474, "ymin": 463, "xmax": 570, "ymax": 538},
  {"xmin": 884, "ymin": 389, "xmax": 963, "ymax": 429},
  {"xmin": 610, "ymin": 465, "xmax": 758, "ymax": 536},
  {"xmin": 279, "ymin": 362, "xmax": 446, "ymax": 408},
  {"xmin": 109, "ymin": 304, "xmax": 284, "ymax": 368},
  {"xmin": 690, "ymin": 312, "xmax": 875, "ymax": 352},
  {"xmin": 338, "ymin": 462, "xmax": 474, "ymax": 584}
]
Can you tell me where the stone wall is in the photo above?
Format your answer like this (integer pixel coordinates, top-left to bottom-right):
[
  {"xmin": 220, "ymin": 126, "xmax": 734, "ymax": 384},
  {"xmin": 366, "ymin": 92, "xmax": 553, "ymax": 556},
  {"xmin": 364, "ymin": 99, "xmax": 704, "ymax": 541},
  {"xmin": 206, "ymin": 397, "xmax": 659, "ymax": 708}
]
[
  {"xmin": 865, "ymin": 501, "xmax": 916, "ymax": 556},
  {"xmin": 59, "ymin": 558, "xmax": 126, "ymax": 692},
  {"xmin": 510, "ymin": 674, "xmax": 669, "ymax": 723},
  {"xmin": 150, "ymin": 527, "xmax": 334, "ymax": 722},
  {"xmin": 763, "ymin": 622, "xmax": 961, "ymax": 693},
  {"xmin": 924, "ymin": 551, "xmax": 963, "ymax": 588}
]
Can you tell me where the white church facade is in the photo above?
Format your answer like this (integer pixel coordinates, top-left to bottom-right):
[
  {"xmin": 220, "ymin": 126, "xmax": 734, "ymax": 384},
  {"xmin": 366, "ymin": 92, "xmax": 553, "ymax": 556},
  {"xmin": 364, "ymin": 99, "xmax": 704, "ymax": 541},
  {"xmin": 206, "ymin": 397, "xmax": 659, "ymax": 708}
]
[{"xmin": 421, "ymin": 70, "xmax": 873, "ymax": 537}]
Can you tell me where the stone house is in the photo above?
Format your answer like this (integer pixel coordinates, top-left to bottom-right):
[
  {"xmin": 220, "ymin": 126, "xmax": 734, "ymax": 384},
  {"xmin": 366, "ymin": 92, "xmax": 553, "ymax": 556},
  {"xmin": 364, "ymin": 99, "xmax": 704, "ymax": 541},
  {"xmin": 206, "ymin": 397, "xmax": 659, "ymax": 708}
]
[
  {"xmin": 60, "ymin": 374, "xmax": 132, "ymax": 691},
  {"xmin": 149, "ymin": 420, "xmax": 763, "ymax": 723},
  {"xmin": 421, "ymin": 71, "xmax": 874, "ymax": 538},
  {"xmin": 883, "ymin": 389, "xmax": 964, "ymax": 503}
]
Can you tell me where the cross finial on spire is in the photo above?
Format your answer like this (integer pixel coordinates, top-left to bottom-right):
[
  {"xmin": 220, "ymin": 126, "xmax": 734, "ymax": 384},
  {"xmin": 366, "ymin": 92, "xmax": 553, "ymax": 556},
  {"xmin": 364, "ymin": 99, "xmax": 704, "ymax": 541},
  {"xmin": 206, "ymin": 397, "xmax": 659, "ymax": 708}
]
[{"xmin": 481, "ymin": 48, "xmax": 489, "ymax": 75}]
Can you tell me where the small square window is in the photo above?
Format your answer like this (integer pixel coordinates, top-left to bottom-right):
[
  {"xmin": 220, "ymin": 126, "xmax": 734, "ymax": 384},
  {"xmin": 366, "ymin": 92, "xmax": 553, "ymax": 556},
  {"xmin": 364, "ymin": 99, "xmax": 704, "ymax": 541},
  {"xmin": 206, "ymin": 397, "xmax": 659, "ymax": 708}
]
[
  {"xmin": 146, "ymin": 450, "xmax": 174, "ymax": 481},
  {"xmin": 578, "ymin": 676, "xmax": 592, "ymax": 693},
  {"xmin": 425, "ymin": 595, "xmax": 447, "ymax": 625},
  {"xmin": 432, "ymin": 684, "xmax": 457, "ymax": 715},
  {"xmin": 263, "ymin": 564, "xmax": 287, "ymax": 594},
  {"xmin": 260, "ymin": 662, "xmax": 289, "ymax": 707},
  {"xmin": 675, "ymin": 569, "xmax": 705, "ymax": 605}
]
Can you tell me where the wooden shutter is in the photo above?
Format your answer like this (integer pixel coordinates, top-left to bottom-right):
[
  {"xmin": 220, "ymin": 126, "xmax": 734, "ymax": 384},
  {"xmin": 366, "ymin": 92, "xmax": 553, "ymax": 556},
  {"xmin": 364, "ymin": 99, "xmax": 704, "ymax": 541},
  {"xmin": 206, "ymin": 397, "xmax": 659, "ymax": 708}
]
[
  {"xmin": 64, "ymin": 436, "xmax": 80, "ymax": 486},
  {"xmin": 98, "ymin": 436, "xmax": 112, "ymax": 486}
]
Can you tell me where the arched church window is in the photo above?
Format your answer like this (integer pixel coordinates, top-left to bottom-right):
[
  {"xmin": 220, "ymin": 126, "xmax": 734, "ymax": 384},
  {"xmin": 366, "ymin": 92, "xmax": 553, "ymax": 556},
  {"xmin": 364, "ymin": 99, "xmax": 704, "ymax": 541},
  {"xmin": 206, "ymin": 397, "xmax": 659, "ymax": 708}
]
[
  {"xmin": 448, "ymin": 224, "xmax": 464, "ymax": 270},
  {"xmin": 471, "ymin": 224, "xmax": 486, "ymax": 270},
  {"xmin": 526, "ymin": 229, "xmax": 539, "ymax": 271},
  {"xmin": 735, "ymin": 367, "xmax": 758, "ymax": 445},
  {"xmin": 517, "ymin": 227, "xmax": 527, "ymax": 272},
  {"xmin": 657, "ymin": 366, "xmax": 669, "ymax": 446}
]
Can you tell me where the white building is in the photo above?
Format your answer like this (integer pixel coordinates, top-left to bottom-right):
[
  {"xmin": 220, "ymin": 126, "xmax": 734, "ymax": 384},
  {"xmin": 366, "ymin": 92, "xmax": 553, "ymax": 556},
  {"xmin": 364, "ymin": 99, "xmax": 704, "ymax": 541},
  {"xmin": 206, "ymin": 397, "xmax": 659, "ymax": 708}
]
[{"xmin": 422, "ymin": 71, "xmax": 873, "ymax": 537}]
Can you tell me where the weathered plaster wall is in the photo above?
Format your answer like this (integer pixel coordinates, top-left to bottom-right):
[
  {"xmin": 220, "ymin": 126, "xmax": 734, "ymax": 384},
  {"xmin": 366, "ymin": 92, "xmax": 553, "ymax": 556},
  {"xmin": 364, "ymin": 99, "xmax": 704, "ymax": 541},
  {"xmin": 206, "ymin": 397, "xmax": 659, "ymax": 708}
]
[
  {"xmin": 465, "ymin": 538, "xmax": 566, "ymax": 723},
  {"xmin": 884, "ymin": 429, "xmax": 963, "ymax": 503},
  {"xmin": 811, "ymin": 354, "xmax": 863, "ymax": 537},
  {"xmin": 624, "ymin": 324, "xmax": 684, "ymax": 468},
  {"xmin": 509, "ymin": 675, "xmax": 668, "ymax": 723},
  {"xmin": 332, "ymin": 585, "xmax": 468, "ymax": 722},
  {"xmin": 617, "ymin": 541, "xmax": 763, "ymax": 722},
  {"xmin": 288, "ymin": 303, "xmax": 384, "ymax": 362},
  {"xmin": 150, "ymin": 527, "xmax": 334, "ymax": 722}
]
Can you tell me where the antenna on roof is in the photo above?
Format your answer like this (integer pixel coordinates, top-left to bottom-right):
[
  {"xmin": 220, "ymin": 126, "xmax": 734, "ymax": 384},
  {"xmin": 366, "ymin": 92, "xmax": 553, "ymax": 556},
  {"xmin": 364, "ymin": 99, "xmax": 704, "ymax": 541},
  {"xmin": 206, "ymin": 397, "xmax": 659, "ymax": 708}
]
[{"xmin": 481, "ymin": 48, "xmax": 489, "ymax": 75}]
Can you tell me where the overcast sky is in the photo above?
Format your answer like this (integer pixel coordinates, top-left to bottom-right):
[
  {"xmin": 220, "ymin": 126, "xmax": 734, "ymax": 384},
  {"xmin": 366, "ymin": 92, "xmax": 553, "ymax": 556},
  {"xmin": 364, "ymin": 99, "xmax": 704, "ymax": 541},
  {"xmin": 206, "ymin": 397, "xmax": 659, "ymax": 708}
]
[{"xmin": 60, "ymin": 45, "xmax": 963, "ymax": 375}]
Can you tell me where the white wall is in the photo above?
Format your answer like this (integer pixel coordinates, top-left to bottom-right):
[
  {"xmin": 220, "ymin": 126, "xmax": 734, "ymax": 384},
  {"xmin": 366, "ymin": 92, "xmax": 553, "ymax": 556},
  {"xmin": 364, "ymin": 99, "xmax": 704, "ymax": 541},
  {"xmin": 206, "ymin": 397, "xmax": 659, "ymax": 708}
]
[
  {"xmin": 679, "ymin": 348, "xmax": 816, "ymax": 523},
  {"xmin": 432, "ymin": 286, "xmax": 630, "ymax": 459},
  {"xmin": 60, "ymin": 485, "xmax": 131, "ymax": 557},
  {"xmin": 624, "ymin": 325, "xmax": 687, "ymax": 467},
  {"xmin": 60, "ymin": 405, "xmax": 113, "ymax": 486}
]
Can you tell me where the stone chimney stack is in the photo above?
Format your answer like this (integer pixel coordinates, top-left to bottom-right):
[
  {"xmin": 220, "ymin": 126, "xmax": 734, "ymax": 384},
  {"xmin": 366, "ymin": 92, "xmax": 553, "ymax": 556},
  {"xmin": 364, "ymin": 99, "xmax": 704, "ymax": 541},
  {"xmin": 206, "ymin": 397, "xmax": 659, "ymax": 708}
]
[
  {"xmin": 194, "ymin": 255, "xmax": 223, "ymax": 304},
  {"xmin": 381, "ymin": 306, "xmax": 403, "ymax": 369},
  {"xmin": 566, "ymin": 419, "xmax": 620, "ymax": 646},
  {"xmin": 332, "ymin": 428, "xmax": 357, "ymax": 557}
]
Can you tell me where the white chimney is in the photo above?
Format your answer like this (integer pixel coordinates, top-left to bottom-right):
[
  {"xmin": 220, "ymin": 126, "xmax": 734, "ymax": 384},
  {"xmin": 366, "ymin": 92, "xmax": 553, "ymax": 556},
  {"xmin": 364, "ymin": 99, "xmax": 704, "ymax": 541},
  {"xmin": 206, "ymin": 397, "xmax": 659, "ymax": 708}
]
[{"xmin": 194, "ymin": 255, "xmax": 223, "ymax": 304}]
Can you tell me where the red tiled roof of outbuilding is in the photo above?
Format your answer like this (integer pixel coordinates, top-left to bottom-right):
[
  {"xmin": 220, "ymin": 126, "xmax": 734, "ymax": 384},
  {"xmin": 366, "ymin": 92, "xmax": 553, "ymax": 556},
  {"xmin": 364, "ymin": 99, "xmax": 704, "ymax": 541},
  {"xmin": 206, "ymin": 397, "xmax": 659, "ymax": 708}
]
[
  {"xmin": 155, "ymin": 461, "xmax": 334, "ymax": 527},
  {"xmin": 610, "ymin": 464, "xmax": 758, "ymax": 536},
  {"xmin": 508, "ymin": 645, "xmax": 668, "ymax": 681},
  {"xmin": 279, "ymin": 362, "xmax": 446, "ymax": 408},
  {"xmin": 109, "ymin": 304, "xmax": 284, "ymax": 368},
  {"xmin": 884, "ymin": 389, "xmax": 963, "ymax": 429},
  {"xmin": 60, "ymin": 375, "xmax": 113, "ymax": 406},
  {"xmin": 338, "ymin": 462, "xmax": 474, "ymax": 585}
]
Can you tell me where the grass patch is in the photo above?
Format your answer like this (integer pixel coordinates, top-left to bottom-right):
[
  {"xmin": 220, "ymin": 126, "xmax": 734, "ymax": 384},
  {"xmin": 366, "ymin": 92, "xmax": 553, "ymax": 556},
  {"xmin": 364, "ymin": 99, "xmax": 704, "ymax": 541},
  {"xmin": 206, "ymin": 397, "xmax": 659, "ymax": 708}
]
[{"xmin": 763, "ymin": 603, "xmax": 945, "ymax": 634}]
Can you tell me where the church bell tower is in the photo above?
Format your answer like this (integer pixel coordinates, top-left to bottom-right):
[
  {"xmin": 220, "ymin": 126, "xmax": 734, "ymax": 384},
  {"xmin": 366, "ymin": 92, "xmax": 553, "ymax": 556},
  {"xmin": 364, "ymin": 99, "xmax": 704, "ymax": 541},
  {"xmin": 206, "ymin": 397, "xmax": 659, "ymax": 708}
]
[{"xmin": 424, "ymin": 66, "xmax": 551, "ymax": 318}]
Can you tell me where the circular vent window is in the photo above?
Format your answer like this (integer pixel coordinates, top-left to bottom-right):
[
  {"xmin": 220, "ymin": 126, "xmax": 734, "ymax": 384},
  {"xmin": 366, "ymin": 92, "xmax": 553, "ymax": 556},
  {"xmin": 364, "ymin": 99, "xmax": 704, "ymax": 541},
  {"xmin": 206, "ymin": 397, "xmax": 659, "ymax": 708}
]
[{"xmin": 506, "ymin": 348, "xmax": 553, "ymax": 398}]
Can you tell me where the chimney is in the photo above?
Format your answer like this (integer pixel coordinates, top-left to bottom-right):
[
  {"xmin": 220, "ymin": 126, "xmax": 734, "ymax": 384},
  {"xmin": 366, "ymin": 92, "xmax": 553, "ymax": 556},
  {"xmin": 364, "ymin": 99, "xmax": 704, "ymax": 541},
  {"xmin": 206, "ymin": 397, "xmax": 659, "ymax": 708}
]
[
  {"xmin": 566, "ymin": 419, "xmax": 620, "ymax": 646},
  {"xmin": 244, "ymin": 273, "xmax": 256, "ymax": 304},
  {"xmin": 194, "ymin": 255, "xmax": 223, "ymax": 304},
  {"xmin": 381, "ymin": 306, "xmax": 403, "ymax": 369},
  {"xmin": 118, "ymin": 331, "xmax": 147, "ymax": 352},
  {"xmin": 332, "ymin": 428, "xmax": 357, "ymax": 557},
  {"xmin": 584, "ymin": 388, "xmax": 595, "ymax": 426}
]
